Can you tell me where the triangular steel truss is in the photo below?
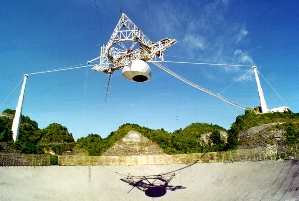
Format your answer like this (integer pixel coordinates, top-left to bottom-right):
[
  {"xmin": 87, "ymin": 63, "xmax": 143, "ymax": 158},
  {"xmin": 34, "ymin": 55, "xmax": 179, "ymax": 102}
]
[{"xmin": 90, "ymin": 13, "xmax": 176, "ymax": 74}]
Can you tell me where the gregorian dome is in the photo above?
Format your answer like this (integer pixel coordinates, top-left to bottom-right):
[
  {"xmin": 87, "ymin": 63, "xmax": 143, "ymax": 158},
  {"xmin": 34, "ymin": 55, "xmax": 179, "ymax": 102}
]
[{"xmin": 122, "ymin": 60, "xmax": 151, "ymax": 82}]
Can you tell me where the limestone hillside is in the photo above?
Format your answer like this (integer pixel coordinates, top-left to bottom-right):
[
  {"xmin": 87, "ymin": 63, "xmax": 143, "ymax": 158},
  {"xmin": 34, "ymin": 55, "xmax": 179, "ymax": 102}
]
[
  {"xmin": 1, "ymin": 108, "xmax": 299, "ymax": 156},
  {"xmin": 229, "ymin": 109, "xmax": 299, "ymax": 150},
  {"xmin": 102, "ymin": 130, "xmax": 165, "ymax": 156}
]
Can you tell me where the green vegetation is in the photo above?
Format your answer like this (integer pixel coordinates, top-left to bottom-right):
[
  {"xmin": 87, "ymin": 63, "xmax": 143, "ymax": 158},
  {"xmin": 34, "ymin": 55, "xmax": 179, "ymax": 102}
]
[
  {"xmin": 77, "ymin": 123, "xmax": 227, "ymax": 155},
  {"xmin": 1, "ymin": 109, "xmax": 75, "ymax": 155},
  {"xmin": 0, "ymin": 116, "xmax": 13, "ymax": 142},
  {"xmin": 1, "ymin": 108, "xmax": 299, "ymax": 156},
  {"xmin": 77, "ymin": 124, "xmax": 144, "ymax": 155},
  {"xmin": 273, "ymin": 122, "xmax": 299, "ymax": 145},
  {"xmin": 77, "ymin": 134, "xmax": 103, "ymax": 155},
  {"xmin": 38, "ymin": 123, "xmax": 75, "ymax": 155},
  {"xmin": 227, "ymin": 108, "xmax": 299, "ymax": 149},
  {"xmin": 50, "ymin": 155, "xmax": 58, "ymax": 165}
]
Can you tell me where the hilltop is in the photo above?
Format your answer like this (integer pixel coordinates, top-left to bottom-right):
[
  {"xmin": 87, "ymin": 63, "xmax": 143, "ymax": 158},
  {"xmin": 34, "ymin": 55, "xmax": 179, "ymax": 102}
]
[
  {"xmin": 228, "ymin": 108, "xmax": 299, "ymax": 150},
  {"xmin": 0, "ymin": 109, "xmax": 76, "ymax": 155},
  {"xmin": 1, "ymin": 108, "xmax": 299, "ymax": 156}
]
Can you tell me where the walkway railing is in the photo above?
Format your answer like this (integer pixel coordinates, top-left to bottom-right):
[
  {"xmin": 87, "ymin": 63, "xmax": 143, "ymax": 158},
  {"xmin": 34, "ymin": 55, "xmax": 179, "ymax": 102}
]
[
  {"xmin": 1, "ymin": 144, "xmax": 298, "ymax": 166},
  {"xmin": 0, "ymin": 153, "xmax": 50, "ymax": 166},
  {"xmin": 58, "ymin": 144, "xmax": 299, "ymax": 166}
]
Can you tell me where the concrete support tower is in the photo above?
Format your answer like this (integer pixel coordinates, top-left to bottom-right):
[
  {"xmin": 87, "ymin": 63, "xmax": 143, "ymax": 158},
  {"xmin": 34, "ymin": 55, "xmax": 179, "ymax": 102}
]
[
  {"xmin": 252, "ymin": 66, "xmax": 268, "ymax": 113},
  {"xmin": 12, "ymin": 74, "xmax": 28, "ymax": 142}
]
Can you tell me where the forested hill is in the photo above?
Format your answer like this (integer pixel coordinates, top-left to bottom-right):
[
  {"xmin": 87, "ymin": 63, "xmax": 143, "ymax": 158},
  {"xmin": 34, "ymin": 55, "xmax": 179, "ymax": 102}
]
[
  {"xmin": 227, "ymin": 108, "xmax": 299, "ymax": 149},
  {"xmin": 1, "ymin": 108, "xmax": 299, "ymax": 156},
  {"xmin": 77, "ymin": 123, "xmax": 228, "ymax": 155},
  {"xmin": 0, "ymin": 109, "xmax": 75, "ymax": 154}
]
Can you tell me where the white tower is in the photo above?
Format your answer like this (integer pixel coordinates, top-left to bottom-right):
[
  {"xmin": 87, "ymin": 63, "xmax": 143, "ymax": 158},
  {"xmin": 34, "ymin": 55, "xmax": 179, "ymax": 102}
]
[
  {"xmin": 252, "ymin": 66, "xmax": 268, "ymax": 113},
  {"xmin": 12, "ymin": 74, "xmax": 28, "ymax": 142}
]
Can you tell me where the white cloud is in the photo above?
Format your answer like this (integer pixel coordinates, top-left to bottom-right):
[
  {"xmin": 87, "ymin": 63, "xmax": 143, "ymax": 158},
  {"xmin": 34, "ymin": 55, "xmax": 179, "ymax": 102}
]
[
  {"xmin": 172, "ymin": 2, "xmax": 249, "ymax": 63},
  {"xmin": 233, "ymin": 49, "xmax": 254, "ymax": 65},
  {"xmin": 183, "ymin": 34, "xmax": 205, "ymax": 50},
  {"xmin": 237, "ymin": 29, "xmax": 248, "ymax": 43},
  {"xmin": 150, "ymin": 0, "xmax": 255, "ymax": 82}
]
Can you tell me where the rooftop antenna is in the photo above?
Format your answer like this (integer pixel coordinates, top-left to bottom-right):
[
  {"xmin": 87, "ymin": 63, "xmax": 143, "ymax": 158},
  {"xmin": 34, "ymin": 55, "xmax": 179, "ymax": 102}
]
[
  {"xmin": 252, "ymin": 66, "xmax": 268, "ymax": 113},
  {"xmin": 12, "ymin": 74, "xmax": 28, "ymax": 142}
]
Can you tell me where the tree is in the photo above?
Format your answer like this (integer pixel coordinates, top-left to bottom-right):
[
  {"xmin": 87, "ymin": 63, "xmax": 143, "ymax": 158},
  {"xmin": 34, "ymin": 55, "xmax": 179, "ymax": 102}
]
[
  {"xmin": 0, "ymin": 116, "xmax": 13, "ymax": 142},
  {"xmin": 14, "ymin": 116, "xmax": 43, "ymax": 154},
  {"xmin": 77, "ymin": 133, "xmax": 114, "ymax": 156},
  {"xmin": 209, "ymin": 130, "xmax": 225, "ymax": 151},
  {"xmin": 39, "ymin": 123, "xmax": 74, "ymax": 144},
  {"xmin": 38, "ymin": 123, "xmax": 75, "ymax": 155},
  {"xmin": 285, "ymin": 123, "xmax": 299, "ymax": 145},
  {"xmin": 210, "ymin": 130, "xmax": 223, "ymax": 145}
]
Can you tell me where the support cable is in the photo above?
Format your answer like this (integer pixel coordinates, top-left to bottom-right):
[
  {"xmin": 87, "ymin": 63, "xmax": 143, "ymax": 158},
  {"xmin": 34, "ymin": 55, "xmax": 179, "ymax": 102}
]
[
  {"xmin": 163, "ymin": 60, "xmax": 251, "ymax": 67},
  {"xmin": 94, "ymin": 0, "xmax": 102, "ymax": 37},
  {"xmin": 27, "ymin": 64, "xmax": 93, "ymax": 75},
  {"xmin": 145, "ymin": 0, "xmax": 152, "ymax": 33},
  {"xmin": 257, "ymin": 70, "xmax": 289, "ymax": 106},
  {"xmin": 118, "ymin": 0, "xmax": 123, "ymax": 14},
  {"xmin": 218, "ymin": 68, "xmax": 252, "ymax": 94},
  {"xmin": 152, "ymin": 62, "xmax": 249, "ymax": 110},
  {"xmin": 165, "ymin": 54, "xmax": 223, "ymax": 64},
  {"xmin": 0, "ymin": 78, "xmax": 23, "ymax": 107}
]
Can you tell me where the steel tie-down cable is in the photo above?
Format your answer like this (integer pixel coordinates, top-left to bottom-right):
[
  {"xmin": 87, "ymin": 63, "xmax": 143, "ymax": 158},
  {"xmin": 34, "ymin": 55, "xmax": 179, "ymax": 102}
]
[{"xmin": 152, "ymin": 62, "xmax": 249, "ymax": 110}]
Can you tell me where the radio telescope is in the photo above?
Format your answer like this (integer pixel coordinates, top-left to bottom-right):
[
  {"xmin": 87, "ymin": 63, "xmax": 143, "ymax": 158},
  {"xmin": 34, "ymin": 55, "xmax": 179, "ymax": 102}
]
[
  {"xmin": 9, "ymin": 13, "xmax": 249, "ymax": 142},
  {"xmin": 88, "ymin": 13, "xmax": 176, "ymax": 100},
  {"xmin": 88, "ymin": 13, "xmax": 248, "ymax": 109}
]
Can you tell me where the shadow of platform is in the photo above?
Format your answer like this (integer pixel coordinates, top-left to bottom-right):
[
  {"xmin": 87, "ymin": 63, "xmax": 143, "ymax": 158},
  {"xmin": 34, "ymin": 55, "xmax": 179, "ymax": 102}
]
[{"xmin": 1, "ymin": 160, "xmax": 299, "ymax": 200}]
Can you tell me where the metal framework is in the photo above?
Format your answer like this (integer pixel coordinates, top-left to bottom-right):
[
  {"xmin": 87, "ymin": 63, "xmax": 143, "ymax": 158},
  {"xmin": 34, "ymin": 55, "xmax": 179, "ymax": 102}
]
[
  {"xmin": 89, "ymin": 13, "xmax": 176, "ymax": 74},
  {"xmin": 88, "ymin": 13, "xmax": 249, "ymax": 109}
]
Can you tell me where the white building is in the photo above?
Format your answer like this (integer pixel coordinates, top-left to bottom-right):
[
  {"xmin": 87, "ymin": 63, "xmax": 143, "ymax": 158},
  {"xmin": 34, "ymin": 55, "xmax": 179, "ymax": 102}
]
[{"xmin": 269, "ymin": 106, "xmax": 290, "ymax": 113}]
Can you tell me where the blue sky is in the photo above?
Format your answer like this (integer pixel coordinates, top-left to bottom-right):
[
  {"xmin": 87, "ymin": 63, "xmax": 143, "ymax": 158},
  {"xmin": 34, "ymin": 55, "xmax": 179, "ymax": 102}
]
[{"xmin": 1, "ymin": 0, "xmax": 298, "ymax": 139}]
